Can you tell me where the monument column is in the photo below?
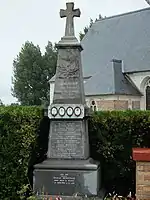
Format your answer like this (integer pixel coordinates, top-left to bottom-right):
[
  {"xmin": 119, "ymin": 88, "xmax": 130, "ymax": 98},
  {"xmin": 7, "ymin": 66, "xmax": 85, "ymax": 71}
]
[{"xmin": 34, "ymin": 2, "xmax": 101, "ymax": 198}]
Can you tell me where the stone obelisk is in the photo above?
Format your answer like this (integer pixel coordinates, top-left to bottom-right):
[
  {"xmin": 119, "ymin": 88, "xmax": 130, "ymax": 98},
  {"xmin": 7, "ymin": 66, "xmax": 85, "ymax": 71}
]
[{"xmin": 34, "ymin": 2, "xmax": 101, "ymax": 198}]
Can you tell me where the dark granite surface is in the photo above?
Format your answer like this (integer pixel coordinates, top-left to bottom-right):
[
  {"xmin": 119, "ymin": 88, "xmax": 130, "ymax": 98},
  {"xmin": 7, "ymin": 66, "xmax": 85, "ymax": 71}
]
[
  {"xmin": 47, "ymin": 120, "xmax": 89, "ymax": 159},
  {"xmin": 34, "ymin": 158, "xmax": 101, "ymax": 197}
]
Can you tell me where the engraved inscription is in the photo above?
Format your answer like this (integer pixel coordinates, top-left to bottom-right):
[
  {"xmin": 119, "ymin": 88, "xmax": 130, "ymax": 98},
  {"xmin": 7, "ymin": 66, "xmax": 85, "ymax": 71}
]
[
  {"xmin": 58, "ymin": 78, "xmax": 80, "ymax": 99},
  {"xmin": 53, "ymin": 173, "xmax": 75, "ymax": 185},
  {"xmin": 49, "ymin": 121, "xmax": 84, "ymax": 158}
]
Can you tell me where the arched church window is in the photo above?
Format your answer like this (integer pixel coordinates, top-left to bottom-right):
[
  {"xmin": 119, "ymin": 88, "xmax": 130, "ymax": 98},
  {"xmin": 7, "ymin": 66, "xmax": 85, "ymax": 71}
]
[
  {"xmin": 146, "ymin": 86, "xmax": 150, "ymax": 110},
  {"xmin": 92, "ymin": 101, "xmax": 95, "ymax": 105},
  {"xmin": 90, "ymin": 100, "xmax": 97, "ymax": 112}
]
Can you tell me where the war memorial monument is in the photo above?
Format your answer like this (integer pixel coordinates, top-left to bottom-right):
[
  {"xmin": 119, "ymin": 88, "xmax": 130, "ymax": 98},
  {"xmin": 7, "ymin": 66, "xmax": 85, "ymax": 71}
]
[{"xmin": 34, "ymin": 2, "xmax": 102, "ymax": 198}]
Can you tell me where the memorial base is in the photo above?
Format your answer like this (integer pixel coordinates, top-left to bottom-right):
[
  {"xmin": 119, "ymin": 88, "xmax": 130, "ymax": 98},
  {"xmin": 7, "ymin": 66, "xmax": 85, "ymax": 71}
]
[
  {"xmin": 35, "ymin": 195, "xmax": 105, "ymax": 200},
  {"xmin": 34, "ymin": 158, "xmax": 102, "ymax": 197}
]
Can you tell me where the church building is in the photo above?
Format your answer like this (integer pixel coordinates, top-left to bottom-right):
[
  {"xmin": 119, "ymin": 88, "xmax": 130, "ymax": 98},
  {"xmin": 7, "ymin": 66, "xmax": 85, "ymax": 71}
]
[{"xmin": 50, "ymin": 7, "xmax": 150, "ymax": 111}]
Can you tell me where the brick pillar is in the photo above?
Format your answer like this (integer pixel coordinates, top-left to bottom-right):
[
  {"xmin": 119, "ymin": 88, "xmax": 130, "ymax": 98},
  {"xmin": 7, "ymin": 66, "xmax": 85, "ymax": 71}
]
[{"xmin": 132, "ymin": 148, "xmax": 150, "ymax": 200}]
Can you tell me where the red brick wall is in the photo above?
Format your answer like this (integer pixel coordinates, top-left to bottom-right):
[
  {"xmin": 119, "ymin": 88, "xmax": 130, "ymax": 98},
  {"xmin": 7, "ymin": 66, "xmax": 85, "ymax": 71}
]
[
  {"xmin": 114, "ymin": 100, "xmax": 128, "ymax": 110},
  {"xmin": 96, "ymin": 100, "xmax": 115, "ymax": 110},
  {"xmin": 136, "ymin": 162, "xmax": 150, "ymax": 200},
  {"xmin": 132, "ymin": 101, "xmax": 140, "ymax": 110},
  {"xmin": 96, "ymin": 100, "xmax": 128, "ymax": 110}
]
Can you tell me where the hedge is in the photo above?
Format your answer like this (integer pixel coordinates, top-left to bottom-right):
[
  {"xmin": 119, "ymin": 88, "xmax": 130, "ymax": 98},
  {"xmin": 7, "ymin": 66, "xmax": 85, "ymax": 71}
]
[
  {"xmin": 1, "ymin": 107, "xmax": 150, "ymax": 198},
  {"xmin": 89, "ymin": 110, "xmax": 150, "ymax": 195},
  {"xmin": 0, "ymin": 106, "xmax": 42, "ymax": 200}
]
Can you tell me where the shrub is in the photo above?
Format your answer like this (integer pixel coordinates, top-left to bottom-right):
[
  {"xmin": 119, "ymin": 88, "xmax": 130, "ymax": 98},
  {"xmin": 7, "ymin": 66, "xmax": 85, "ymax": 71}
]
[
  {"xmin": 0, "ymin": 106, "xmax": 42, "ymax": 200},
  {"xmin": 89, "ymin": 110, "xmax": 150, "ymax": 195},
  {"xmin": 1, "ymin": 107, "xmax": 150, "ymax": 198}
]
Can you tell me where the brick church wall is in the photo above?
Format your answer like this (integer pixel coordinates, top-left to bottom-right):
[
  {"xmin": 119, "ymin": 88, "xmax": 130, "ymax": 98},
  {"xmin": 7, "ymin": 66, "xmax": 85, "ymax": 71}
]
[
  {"xmin": 86, "ymin": 95, "xmax": 141, "ymax": 111},
  {"xmin": 96, "ymin": 100, "xmax": 114, "ymax": 110},
  {"xmin": 114, "ymin": 100, "xmax": 128, "ymax": 110},
  {"xmin": 132, "ymin": 101, "xmax": 140, "ymax": 110},
  {"xmin": 96, "ymin": 100, "xmax": 129, "ymax": 111}
]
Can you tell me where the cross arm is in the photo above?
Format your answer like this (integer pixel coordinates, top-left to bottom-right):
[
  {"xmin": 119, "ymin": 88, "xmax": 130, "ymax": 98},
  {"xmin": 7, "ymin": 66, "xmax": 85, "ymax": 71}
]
[
  {"xmin": 73, "ymin": 9, "xmax": 81, "ymax": 17},
  {"xmin": 60, "ymin": 9, "xmax": 66, "ymax": 18}
]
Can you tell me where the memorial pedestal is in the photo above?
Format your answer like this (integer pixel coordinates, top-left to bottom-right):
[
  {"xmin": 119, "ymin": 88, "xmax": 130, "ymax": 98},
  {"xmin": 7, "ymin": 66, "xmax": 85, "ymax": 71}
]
[{"xmin": 34, "ymin": 158, "xmax": 101, "ymax": 197}]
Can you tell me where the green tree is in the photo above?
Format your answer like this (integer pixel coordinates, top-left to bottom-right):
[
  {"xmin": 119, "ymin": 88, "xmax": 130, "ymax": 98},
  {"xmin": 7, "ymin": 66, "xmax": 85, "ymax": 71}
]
[
  {"xmin": 42, "ymin": 41, "xmax": 57, "ymax": 102},
  {"xmin": 79, "ymin": 18, "xmax": 94, "ymax": 41},
  {"xmin": 79, "ymin": 15, "xmax": 104, "ymax": 41},
  {"xmin": 79, "ymin": 26, "xmax": 89, "ymax": 41},
  {"xmin": 12, "ymin": 41, "xmax": 57, "ymax": 105},
  {"xmin": 0, "ymin": 99, "xmax": 3, "ymax": 105}
]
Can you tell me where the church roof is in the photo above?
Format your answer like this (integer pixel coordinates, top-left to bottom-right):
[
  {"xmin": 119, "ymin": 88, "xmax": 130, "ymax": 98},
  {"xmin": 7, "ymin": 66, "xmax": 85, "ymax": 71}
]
[
  {"xmin": 81, "ymin": 7, "xmax": 150, "ymax": 77},
  {"xmin": 84, "ymin": 59, "xmax": 142, "ymax": 96}
]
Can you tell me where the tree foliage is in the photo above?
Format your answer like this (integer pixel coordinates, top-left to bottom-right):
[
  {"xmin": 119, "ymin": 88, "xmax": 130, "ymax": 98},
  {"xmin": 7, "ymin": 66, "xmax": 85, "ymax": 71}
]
[
  {"xmin": 79, "ymin": 26, "xmax": 89, "ymax": 41},
  {"xmin": 0, "ymin": 99, "xmax": 3, "ymax": 105},
  {"xmin": 12, "ymin": 41, "xmax": 57, "ymax": 106},
  {"xmin": 79, "ymin": 15, "xmax": 105, "ymax": 41},
  {"xmin": 79, "ymin": 18, "xmax": 93, "ymax": 41}
]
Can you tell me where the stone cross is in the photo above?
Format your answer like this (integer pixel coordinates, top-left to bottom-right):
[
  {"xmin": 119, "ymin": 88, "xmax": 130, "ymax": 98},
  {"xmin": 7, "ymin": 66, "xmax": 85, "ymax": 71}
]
[{"xmin": 60, "ymin": 2, "xmax": 81, "ymax": 37}]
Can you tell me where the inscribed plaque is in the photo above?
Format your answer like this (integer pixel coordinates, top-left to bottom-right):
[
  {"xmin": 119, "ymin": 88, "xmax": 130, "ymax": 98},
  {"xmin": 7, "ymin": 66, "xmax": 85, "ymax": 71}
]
[{"xmin": 48, "ymin": 120, "xmax": 84, "ymax": 159}]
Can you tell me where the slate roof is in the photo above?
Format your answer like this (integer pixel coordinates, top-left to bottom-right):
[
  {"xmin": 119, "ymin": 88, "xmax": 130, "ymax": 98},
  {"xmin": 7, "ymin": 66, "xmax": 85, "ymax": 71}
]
[
  {"xmin": 84, "ymin": 60, "xmax": 142, "ymax": 96},
  {"xmin": 81, "ymin": 7, "xmax": 150, "ymax": 77}
]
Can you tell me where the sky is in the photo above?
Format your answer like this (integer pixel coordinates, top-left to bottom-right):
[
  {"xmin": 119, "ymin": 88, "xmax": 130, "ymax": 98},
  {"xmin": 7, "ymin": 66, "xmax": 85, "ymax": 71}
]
[{"xmin": 0, "ymin": 0, "xmax": 149, "ymax": 105}]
